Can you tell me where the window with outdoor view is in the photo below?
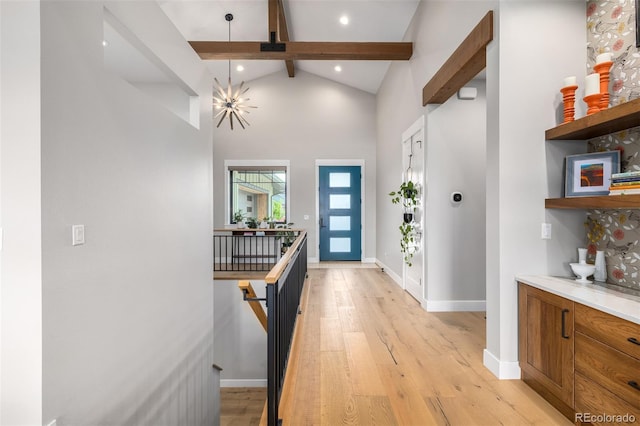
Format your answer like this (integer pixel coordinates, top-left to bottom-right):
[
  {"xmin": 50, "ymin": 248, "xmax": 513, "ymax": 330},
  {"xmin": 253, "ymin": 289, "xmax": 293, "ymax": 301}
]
[{"xmin": 228, "ymin": 165, "xmax": 288, "ymax": 224}]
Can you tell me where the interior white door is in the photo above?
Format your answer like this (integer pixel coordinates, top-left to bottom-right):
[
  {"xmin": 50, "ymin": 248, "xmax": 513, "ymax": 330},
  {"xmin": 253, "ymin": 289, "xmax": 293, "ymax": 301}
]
[{"xmin": 402, "ymin": 120, "xmax": 424, "ymax": 302}]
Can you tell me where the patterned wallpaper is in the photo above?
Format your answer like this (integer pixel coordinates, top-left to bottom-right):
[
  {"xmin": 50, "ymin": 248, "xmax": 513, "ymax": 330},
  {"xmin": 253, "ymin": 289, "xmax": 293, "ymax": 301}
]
[{"xmin": 586, "ymin": 0, "xmax": 640, "ymax": 290}]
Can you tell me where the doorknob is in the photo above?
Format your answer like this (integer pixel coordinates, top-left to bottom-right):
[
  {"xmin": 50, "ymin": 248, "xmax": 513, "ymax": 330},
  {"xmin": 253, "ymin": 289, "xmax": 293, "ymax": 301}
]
[{"xmin": 320, "ymin": 216, "xmax": 325, "ymax": 227}]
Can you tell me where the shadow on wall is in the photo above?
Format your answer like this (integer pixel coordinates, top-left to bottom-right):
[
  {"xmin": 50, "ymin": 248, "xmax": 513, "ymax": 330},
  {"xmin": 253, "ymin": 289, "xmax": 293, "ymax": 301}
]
[{"xmin": 95, "ymin": 329, "xmax": 216, "ymax": 425}]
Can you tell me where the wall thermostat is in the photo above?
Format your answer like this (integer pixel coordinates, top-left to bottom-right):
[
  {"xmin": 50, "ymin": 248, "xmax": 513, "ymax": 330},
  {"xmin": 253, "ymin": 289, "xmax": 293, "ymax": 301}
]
[{"xmin": 451, "ymin": 192, "xmax": 463, "ymax": 203}]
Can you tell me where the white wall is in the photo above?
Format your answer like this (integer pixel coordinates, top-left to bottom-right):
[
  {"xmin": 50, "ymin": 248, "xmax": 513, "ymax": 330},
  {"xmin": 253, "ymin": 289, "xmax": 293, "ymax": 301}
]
[
  {"xmin": 212, "ymin": 71, "xmax": 377, "ymax": 262},
  {"xmin": 214, "ymin": 281, "xmax": 267, "ymax": 387},
  {"xmin": 377, "ymin": 2, "xmax": 494, "ymax": 307},
  {"xmin": 377, "ymin": 0, "xmax": 587, "ymax": 379},
  {"xmin": 0, "ymin": 1, "xmax": 43, "ymax": 424},
  {"xmin": 425, "ymin": 81, "xmax": 486, "ymax": 308},
  {"xmin": 39, "ymin": 2, "xmax": 215, "ymax": 424},
  {"xmin": 484, "ymin": 1, "xmax": 585, "ymax": 378},
  {"xmin": 376, "ymin": 59, "xmax": 422, "ymax": 274}
]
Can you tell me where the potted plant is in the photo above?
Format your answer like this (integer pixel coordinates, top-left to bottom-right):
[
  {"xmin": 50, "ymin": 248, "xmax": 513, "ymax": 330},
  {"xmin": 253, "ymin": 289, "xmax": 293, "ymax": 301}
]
[
  {"xmin": 259, "ymin": 216, "xmax": 270, "ymax": 229},
  {"xmin": 246, "ymin": 217, "xmax": 259, "ymax": 229},
  {"xmin": 276, "ymin": 222, "xmax": 296, "ymax": 254},
  {"xmin": 389, "ymin": 180, "xmax": 420, "ymax": 266},
  {"xmin": 233, "ymin": 210, "xmax": 245, "ymax": 228},
  {"xmin": 389, "ymin": 180, "xmax": 419, "ymax": 222}
]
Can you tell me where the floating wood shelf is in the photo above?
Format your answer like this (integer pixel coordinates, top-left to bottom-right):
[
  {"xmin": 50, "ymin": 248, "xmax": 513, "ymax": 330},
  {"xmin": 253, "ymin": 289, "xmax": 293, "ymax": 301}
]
[
  {"xmin": 545, "ymin": 97, "xmax": 640, "ymax": 140},
  {"xmin": 545, "ymin": 194, "xmax": 640, "ymax": 209}
]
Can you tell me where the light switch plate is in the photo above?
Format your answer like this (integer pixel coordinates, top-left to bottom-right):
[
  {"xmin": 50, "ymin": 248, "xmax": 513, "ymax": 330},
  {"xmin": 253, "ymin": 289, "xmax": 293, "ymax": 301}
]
[
  {"xmin": 72, "ymin": 225, "xmax": 85, "ymax": 246},
  {"xmin": 541, "ymin": 223, "xmax": 552, "ymax": 240}
]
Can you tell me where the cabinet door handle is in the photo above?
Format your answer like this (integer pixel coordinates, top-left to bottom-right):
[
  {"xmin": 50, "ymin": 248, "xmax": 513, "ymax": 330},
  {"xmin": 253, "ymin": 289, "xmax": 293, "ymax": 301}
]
[
  {"xmin": 561, "ymin": 309, "xmax": 570, "ymax": 339},
  {"xmin": 628, "ymin": 381, "xmax": 640, "ymax": 391},
  {"xmin": 628, "ymin": 337, "xmax": 640, "ymax": 346}
]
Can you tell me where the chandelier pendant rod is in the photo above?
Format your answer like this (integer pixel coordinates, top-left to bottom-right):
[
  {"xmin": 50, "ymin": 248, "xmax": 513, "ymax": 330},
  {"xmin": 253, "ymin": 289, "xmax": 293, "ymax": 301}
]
[{"xmin": 213, "ymin": 13, "xmax": 256, "ymax": 130}]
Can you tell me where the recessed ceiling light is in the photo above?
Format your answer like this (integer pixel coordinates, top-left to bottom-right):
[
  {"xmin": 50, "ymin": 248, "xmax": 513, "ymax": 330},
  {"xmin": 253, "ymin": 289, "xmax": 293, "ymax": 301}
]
[
  {"xmin": 236, "ymin": 65, "xmax": 244, "ymax": 72},
  {"xmin": 102, "ymin": 40, "xmax": 108, "ymax": 47},
  {"xmin": 339, "ymin": 15, "xmax": 349, "ymax": 25},
  {"xmin": 334, "ymin": 65, "xmax": 342, "ymax": 72}
]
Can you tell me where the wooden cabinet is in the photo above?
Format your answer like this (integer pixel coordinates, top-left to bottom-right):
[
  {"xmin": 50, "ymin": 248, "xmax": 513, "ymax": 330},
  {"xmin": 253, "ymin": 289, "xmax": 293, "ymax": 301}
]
[
  {"xmin": 518, "ymin": 283, "xmax": 575, "ymax": 420},
  {"xmin": 519, "ymin": 282, "xmax": 640, "ymax": 423},
  {"xmin": 574, "ymin": 304, "xmax": 640, "ymax": 425},
  {"xmin": 545, "ymin": 97, "xmax": 640, "ymax": 210}
]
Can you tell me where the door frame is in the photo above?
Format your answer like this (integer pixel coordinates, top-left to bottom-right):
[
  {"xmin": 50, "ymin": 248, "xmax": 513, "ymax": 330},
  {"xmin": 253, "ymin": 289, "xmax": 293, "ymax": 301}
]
[
  {"xmin": 401, "ymin": 116, "xmax": 425, "ymax": 302},
  {"xmin": 315, "ymin": 159, "xmax": 365, "ymax": 263}
]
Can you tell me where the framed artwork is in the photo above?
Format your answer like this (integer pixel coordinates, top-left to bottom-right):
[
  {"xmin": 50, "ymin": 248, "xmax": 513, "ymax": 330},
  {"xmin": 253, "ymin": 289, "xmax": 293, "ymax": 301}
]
[{"xmin": 565, "ymin": 151, "xmax": 620, "ymax": 197}]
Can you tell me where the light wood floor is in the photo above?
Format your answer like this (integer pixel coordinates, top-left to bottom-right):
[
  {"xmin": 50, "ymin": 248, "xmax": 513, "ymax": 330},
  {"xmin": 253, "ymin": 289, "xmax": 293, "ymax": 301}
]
[
  {"xmin": 226, "ymin": 267, "xmax": 572, "ymax": 425},
  {"xmin": 220, "ymin": 387, "xmax": 266, "ymax": 426}
]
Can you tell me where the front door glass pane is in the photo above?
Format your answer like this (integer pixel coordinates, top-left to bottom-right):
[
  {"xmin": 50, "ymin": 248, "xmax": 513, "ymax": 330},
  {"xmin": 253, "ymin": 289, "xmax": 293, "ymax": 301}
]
[
  {"xmin": 330, "ymin": 238, "xmax": 351, "ymax": 253},
  {"xmin": 329, "ymin": 173, "xmax": 351, "ymax": 188},
  {"xmin": 330, "ymin": 194, "xmax": 350, "ymax": 209},
  {"xmin": 330, "ymin": 216, "xmax": 351, "ymax": 231}
]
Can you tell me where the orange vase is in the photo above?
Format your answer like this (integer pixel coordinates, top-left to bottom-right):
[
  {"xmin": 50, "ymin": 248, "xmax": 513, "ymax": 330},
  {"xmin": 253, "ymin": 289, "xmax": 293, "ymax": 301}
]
[
  {"xmin": 583, "ymin": 93, "xmax": 602, "ymax": 115},
  {"xmin": 560, "ymin": 85, "xmax": 578, "ymax": 123},
  {"xmin": 593, "ymin": 61, "xmax": 613, "ymax": 110}
]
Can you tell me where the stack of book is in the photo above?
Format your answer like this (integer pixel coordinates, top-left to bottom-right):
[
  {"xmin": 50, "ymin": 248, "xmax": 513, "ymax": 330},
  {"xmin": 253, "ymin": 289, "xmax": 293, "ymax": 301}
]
[{"xmin": 609, "ymin": 171, "xmax": 640, "ymax": 195}]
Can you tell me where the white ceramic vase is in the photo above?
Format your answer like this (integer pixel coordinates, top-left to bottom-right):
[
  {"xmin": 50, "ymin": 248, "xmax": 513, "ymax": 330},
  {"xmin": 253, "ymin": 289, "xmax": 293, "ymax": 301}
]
[
  {"xmin": 594, "ymin": 250, "xmax": 606, "ymax": 282},
  {"xmin": 578, "ymin": 247, "xmax": 587, "ymax": 264}
]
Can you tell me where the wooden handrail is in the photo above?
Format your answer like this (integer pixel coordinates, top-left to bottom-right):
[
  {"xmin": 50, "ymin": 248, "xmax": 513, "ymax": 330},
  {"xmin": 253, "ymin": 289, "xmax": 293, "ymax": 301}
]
[
  {"xmin": 213, "ymin": 228, "xmax": 306, "ymax": 233},
  {"xmin": 259, "ymin": 239, "xmax": 310, "ymax": 426},
  {"xmin": 264, "ymin": 231, "xmax": 307, "ymax": 285},
  {"xmin": 238, "ymin": 281, "xmax": 268, "ymax": 332}
]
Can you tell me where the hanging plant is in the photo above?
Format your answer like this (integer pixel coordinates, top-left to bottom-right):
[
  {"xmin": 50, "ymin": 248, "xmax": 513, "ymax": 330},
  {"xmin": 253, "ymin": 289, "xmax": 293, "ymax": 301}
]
[
  {"xmin": 398, "ymin": 222, "xmax": 419, "ymax": 267},
  {"xmin": 389, "ymin": 180, "xmax": 420, "ymax": 266},
  {"xmin": 389, "ymin": 180, "xmax": 419, "ymax": 211}
]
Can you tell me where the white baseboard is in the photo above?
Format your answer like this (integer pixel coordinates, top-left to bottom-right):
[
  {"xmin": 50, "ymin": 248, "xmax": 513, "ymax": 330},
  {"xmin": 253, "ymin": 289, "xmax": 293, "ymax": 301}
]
[
  {"xmin": 483, "ymin": 349, "xmax": 521, "ymax": 380},
  {"xmin": 425, "ymin": 300, "xmax": 486, "ymax": 312},
  {"xmin": 221, "ymin": 379, "xmax": 267, "ymax": 388},
  {"xmin": 375, "ymin": 259, "xmax": 402, "ymax": 287},
  {"xmin": 308, "ymin": 257, "xmax": 319, "ymax": 264}
]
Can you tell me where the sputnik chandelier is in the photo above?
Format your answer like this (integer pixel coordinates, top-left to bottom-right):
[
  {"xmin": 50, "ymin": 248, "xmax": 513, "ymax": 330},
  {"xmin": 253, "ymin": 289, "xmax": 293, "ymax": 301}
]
[{"xmin": 213, "ymin": 13, "xmax": 256, "ymax": 130}]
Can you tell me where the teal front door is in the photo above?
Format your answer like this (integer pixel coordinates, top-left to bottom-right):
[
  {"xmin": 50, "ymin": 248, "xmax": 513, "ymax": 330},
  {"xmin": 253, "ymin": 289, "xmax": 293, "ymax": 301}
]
[{"xmin": 319, "ymin": 166, "xmax": 361, "ymax": 261}]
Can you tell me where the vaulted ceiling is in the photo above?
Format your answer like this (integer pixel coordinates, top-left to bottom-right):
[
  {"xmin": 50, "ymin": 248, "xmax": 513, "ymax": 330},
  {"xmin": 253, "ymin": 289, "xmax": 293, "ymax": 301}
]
[{"xmin": 159, "ymin": 0, "xmax": 420, "ymax": 94}]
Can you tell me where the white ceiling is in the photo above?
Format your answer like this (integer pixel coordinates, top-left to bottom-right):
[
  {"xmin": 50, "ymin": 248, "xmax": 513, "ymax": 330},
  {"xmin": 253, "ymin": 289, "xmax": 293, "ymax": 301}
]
[{"xmin": 158, "ymin": 0, "xmax": 421, "ymax": 94}]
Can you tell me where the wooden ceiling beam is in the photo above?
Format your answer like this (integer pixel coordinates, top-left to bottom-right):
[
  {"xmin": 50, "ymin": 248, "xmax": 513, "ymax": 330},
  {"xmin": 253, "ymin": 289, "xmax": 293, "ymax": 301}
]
[
  {"xmin": 268, "ymin": 0, "xmax": 278, "ymax": 36},
  {"xmin": 276, "ymin": 0, "xmax": 295, "ymax": 77},
  {"xmin": 189, "ymin": 41, "xmax": 413, "ymax": 61},
  {"xmin": 422, "ymin": 11, "xmax": 493, "ymax": 105}
]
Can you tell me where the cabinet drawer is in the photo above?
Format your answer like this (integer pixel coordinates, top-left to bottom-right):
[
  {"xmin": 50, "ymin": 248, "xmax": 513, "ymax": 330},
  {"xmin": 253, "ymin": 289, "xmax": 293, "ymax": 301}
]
[
  {"xmin": 575, "ymin": 303, "xmax": 640, "ymax": 361},
  {"xmin": 576, "ymin": 332, "xmax": 640, "ymax": 409},
  {"xmin": 575, "ymin": 373, "xmax": 639, "ymax": 425}
]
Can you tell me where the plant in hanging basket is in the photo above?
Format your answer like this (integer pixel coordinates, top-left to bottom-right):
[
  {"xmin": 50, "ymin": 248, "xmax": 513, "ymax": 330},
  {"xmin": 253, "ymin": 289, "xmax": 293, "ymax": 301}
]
[
  {"xmin": 390, "ymin": 180, "xmax": 420, "ymax": 266},
  {"xmin": 389, "ymin": 180, "xmax": 419, "ymax": 211}
]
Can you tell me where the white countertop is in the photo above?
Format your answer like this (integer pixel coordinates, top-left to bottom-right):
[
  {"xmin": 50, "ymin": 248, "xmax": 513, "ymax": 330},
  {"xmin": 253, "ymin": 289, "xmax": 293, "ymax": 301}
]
[{"xmin": 516, "ymin": 275, "xmax": 640, "ymax": 325}]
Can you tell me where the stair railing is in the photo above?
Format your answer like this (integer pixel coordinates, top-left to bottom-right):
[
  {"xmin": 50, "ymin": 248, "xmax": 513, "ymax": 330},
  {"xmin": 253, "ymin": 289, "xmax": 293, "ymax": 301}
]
[{"xmin": 237, "ymin": 231, "xmax": 307, "ymax": 426}]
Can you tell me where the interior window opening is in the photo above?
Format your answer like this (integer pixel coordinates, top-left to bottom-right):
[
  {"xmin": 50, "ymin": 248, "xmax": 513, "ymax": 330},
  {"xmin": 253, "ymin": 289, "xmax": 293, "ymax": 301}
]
[{"xmin": 229, "ymin": 167, "xmax": 287, "ymax": 224}]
